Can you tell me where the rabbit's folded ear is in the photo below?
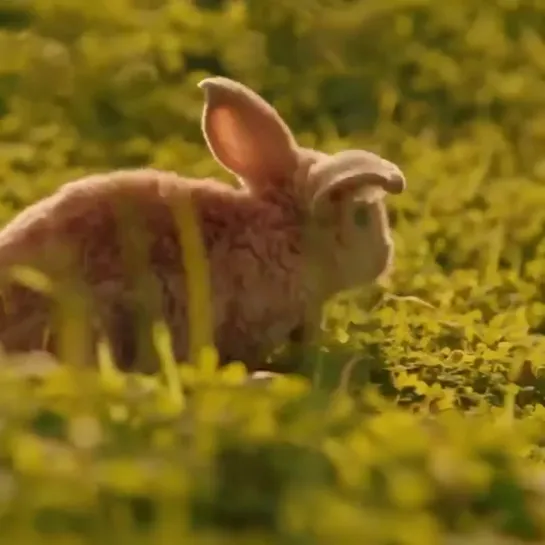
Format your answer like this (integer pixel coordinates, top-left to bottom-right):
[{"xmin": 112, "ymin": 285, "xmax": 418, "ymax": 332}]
[
  {"xmin": 308, "ymin": 150, "xmax": 406, "ymax": 212},
  {"xmin": 198, "ymin": 77, "xmax": 299, "ymax": 189}
]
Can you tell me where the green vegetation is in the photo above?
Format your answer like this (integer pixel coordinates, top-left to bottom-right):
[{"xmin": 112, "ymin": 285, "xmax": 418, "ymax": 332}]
[{"xmin": 1, "ymin": 0, "xmax": 545, "ymax": 543}]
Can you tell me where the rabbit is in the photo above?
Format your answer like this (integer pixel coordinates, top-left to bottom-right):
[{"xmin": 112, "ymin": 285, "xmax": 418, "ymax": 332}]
[{"xmin": 0, "ymin": 76, "xmax": 406, "ymax": 374}]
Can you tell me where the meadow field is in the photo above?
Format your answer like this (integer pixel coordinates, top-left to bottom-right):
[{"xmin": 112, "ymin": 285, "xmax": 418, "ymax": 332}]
[{"xmin": 1, "ymin": 0, "xmax": 545, "ymax": 543}]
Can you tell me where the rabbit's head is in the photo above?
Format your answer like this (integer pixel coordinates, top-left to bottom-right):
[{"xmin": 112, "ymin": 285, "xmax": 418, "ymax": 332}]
[{"xmin": 198, "ymin": 77, "xmax": 405, "ymax": 293}]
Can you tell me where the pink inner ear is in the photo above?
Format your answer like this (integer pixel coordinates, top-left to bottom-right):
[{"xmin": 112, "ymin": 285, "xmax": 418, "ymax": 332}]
[
  {"xmin": 215, "ymin": 108, "xmax": 238, "ymax": 142},
  {"xmin": 201, "ymin": 79, "xmax": 300, "ymax": 188},
  {"xmin": 206, "ymin": 107, "xmax": 254, "ymax": 175}
]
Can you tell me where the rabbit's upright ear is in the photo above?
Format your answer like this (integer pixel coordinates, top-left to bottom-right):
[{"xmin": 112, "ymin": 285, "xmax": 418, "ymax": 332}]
[
  {"xmin": 309, "ymin": 150, "xmax": 406, "ymax": 212},
  {"xmin": 199, "ymin": 77, "xmax": 299, "ymax": 188}
]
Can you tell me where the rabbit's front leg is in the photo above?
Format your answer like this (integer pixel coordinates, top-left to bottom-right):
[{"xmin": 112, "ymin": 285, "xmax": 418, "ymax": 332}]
[
  {"xmin": 249, "ymin": 324, "xmax": 309, "ymax": 376},
  {"xmin": 246, "ymin": 320, "xmax": 325, "ymax": 384}
]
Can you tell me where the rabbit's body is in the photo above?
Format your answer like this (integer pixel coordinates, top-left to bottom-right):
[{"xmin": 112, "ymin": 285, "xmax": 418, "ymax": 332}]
[
  {"xmin": 0, "ymin": 169, "xmax": 310, "ymax": 369},
  {"xmin": 0, "ymin": 77, "xmax": 405, "ymax": 372}
]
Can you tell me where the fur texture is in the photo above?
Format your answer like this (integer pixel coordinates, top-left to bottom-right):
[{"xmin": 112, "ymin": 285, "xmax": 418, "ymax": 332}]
[{"xmin": 0, "ymin": 77, "xmax": 406, "ymax": 372}]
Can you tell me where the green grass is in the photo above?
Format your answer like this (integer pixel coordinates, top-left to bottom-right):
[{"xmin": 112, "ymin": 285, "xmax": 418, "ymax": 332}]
[{"xmin": 2, "ymin": 0, "xmax": 545, "ymax": 543}]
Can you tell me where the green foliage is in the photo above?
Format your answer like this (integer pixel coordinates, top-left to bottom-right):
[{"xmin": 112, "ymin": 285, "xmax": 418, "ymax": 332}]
[{"xmin": 1, "ymin": 0, "xmax": 545, "ymax": 543}]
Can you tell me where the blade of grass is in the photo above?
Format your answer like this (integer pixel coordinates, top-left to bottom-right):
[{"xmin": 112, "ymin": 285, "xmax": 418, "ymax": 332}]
[
  {"xmin": 152, "ymin": 321, "xmax": 185, "ymax": 410},
  {"xmin": 171, "ymin": 194, "xmax": 215, "ymax": 371}
]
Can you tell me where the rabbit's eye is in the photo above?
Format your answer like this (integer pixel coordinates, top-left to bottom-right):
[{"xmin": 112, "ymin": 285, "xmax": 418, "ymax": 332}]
[{"xmin": 353, "ymin": 205, "xmax": 370, "ymax": 228}]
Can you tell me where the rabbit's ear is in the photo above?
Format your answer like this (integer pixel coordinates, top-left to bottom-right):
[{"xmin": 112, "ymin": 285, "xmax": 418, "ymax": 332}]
[
  {"xmin": 199, "ymin": 77, "xmax": 299, "ymax": 188},
  {"xmin": 309, "ymin": 150, "xmax": 405, "ymax": 212}
]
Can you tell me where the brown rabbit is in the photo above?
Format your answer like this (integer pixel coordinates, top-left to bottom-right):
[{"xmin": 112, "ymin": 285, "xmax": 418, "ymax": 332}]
[{"xmin": 0, "ymin": 77, "xmax": 405, "ymax": 373}]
